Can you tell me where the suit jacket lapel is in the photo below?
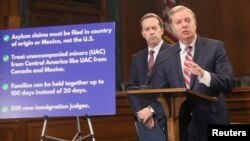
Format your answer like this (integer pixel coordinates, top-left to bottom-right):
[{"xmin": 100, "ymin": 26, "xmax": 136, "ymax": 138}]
[
  {"xmin": 142, "ymin": 49, "xmax": 149, "ymax": 81},
  {"xmin": 175, "ymin": 43, "xmax": 186, "ymax": 87},
  {"xmin": 190, "ymin": 36, "xmax": 208, "ymax": 88}
]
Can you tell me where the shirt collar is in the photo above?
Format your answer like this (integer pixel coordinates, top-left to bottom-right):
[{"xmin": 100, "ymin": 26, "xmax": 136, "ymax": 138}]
[
  {"xmin": 179, "ymin": 35, "xmax": 197, "ymax": 54},
  {"xmin": 148, "ymin": 40, "xmax": 163, "ymax": 54}
]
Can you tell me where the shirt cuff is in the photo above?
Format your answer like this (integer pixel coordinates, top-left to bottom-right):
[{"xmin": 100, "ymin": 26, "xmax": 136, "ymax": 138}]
[
  {"xmin": 148, "ymin": 105, "xmax": 155, "ymax": 113},
  {"xmin": 198, "ymin": 70, "xmax": 211, "ymax": 87}
]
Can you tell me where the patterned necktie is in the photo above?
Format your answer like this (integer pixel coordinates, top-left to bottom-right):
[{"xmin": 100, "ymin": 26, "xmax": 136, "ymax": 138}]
[
  {"xmin": 148, "ymin": 50, "xmax": 155, "ymax": 71},
  {"xmin": 183, "ymin": 46, "xmax": 193, "ymax": 89}
]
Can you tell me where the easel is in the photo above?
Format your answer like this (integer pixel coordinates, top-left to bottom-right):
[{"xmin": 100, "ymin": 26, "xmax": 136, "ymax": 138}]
[{"xmin": 40, "ymin": 115, "xmax": 96, "ymax": 141}]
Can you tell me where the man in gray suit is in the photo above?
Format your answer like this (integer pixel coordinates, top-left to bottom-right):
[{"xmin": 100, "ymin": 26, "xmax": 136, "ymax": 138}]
[
  {"xmin": 152, "ymin": 5, "xmax": 234, "ymax": 141},
  {"xmin": 126, "ymin": 13, "xmax": 171, "ymax": 140}
]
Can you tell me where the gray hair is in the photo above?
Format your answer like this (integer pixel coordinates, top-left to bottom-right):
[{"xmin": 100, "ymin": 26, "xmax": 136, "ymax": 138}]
[{"xmin": 168, "ymin": 5, "xmax": 196, "ymax": 24}]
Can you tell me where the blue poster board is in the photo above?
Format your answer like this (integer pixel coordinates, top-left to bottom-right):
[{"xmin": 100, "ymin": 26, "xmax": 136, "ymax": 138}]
[{"xmin": 0, "ymin": 22, "xmax": 115, "ymax": 118}]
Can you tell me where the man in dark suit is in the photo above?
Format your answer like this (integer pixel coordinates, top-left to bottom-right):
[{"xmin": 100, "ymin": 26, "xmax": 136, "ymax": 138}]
[
  {"xmin": 126, "ymin": 13, "xmax": 170, "ymax": 140},
  {"xmin": 151, "ymin": 6, "xmax": 234, "ymax": 141}
]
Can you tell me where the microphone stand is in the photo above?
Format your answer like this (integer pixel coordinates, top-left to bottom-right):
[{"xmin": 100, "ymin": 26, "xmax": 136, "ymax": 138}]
[{"xmin": 140, "ymin": 48, "xmax": 181, "ymax": 89}]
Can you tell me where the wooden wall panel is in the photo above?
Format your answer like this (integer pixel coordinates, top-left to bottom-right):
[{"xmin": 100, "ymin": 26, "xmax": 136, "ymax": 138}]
[
  {"xmin": 27, "ymin": 0, "xmax": 107, "ymax": 27},
  {"xmin": 226, "ymin": 87, "xmax": 250, "ymax": 123},
  {"xmin": 29, "ymin": 11, "xmax": 65, "ymax": 27},
  {"xmin": 0, "ymin": 0, "xmax": 19, "ymax": 16},
  {"xmin": 0, "ymin": 0, "xmax": 20, "ymax": 29},
  {"xmin": 0, "ymin": 120, "xmax": 20, "ymax": 141}
]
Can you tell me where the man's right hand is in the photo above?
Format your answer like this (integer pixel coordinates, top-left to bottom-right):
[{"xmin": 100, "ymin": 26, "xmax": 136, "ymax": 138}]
[{"xmin": 137, "ymin": 107, "xmax": 155, "ymax": 129}]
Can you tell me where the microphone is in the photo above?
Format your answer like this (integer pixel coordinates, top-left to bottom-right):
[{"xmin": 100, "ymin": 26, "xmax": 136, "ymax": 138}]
[{"xmin": 139, "ymin": 47, "xmax": 181, "ymax": 89}]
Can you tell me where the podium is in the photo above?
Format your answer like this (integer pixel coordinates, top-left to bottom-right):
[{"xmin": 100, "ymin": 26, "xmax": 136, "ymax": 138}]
[{"xmin": 126, "ymin": 88, "xmax": 217, "ymax": 141}]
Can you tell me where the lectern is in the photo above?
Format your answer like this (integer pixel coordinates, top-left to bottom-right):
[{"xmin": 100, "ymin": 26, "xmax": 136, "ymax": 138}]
[{"xmin": 126, "ymin": 88, "xmax": 217, "ymax": 141}]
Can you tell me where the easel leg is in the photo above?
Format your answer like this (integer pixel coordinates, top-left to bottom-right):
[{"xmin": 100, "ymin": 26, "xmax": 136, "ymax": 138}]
[
  {"xmin": 74, "ymin": 115, "xmax": 96, "ymax": 141},
  {"xmin": 86, "ymin": 116, "xmax": 96, "ymax": 141},
  {"xmin": 72, "ymin": 116, "xmax": 82, "ymax": 141},
  {"xmin": 40, "ymin": 115, "xmax": 48, "ymax": 141}
]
